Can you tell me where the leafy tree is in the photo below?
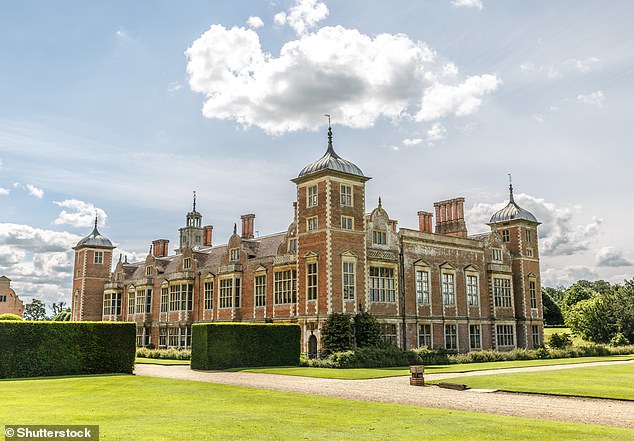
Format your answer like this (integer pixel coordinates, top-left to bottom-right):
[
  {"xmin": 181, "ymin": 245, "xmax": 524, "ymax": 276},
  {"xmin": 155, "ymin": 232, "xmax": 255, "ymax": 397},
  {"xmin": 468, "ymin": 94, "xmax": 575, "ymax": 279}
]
[
  {"xmin": 542, "ymin": 286, "xmax": 565, "ymax": 305},
  {"xmin": 23, "ymin": 299, "xmax": 48, "ymax": 321},
  {"xmin": 560, "ymin": 283, "xmax": 595, "ymax": 313},
  {"xmin": 353, "ymin": 311, "xmax": 382, "ymax": 348},
  {"xmin": 321, "ymin": 313, "xmax": 354, "ymax": 355},
  {"xmin": 52, "ymin": 311, "xmax": 71, "ymax": 321},
  {"xmin": 547, "ymin": 332, "xmax": 572, "ymax": 349},
  {"xmin": 542, "ymin": 290, "xmax": 564, "ymax": 326},
  {"xmin": 49, "ymin": 301, "xmax": 68, "ymax": 316}
]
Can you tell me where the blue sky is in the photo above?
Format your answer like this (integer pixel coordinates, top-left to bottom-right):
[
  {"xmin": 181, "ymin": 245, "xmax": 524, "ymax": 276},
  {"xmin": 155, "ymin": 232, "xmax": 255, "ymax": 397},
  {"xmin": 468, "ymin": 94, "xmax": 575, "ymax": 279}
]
[{"xmin": 1, "ymin": 0, "xmax": 633, "ymax": 307}]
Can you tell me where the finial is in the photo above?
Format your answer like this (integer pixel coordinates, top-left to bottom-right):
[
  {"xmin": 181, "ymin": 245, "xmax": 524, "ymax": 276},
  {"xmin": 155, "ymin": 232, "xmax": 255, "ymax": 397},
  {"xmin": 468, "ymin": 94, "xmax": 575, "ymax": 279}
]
[
  {"xmin": 149, "ymin": 244, "xmax": 153, "ymax": 255},
  {"xmin": 233, "ymin": 223, "xmax": 237, "ymax": 235},
  {"xmin": 118, "ymin": 253, "xmax": 122, "ymax": 262},
  {"xmin": 324, "ymin": 113, "xmax": 331, "ymax": 127},
  {"xmin": 324, "ymin": 114, "xmax": 335, "ymax": 154},
  {"xmin": 94, "ymin": 210, "xmax": 98, "ymax": 230},
  {"xmin": 508, "ymin": 174, "xmax": 515, "ymax": 203},
  {"xmin": 378, "ymin": 196, "xmax": 382, "ymax": 208},
  {"xmin": 193, "ymin": 190, "xmax": 197, "ymax": 212}
]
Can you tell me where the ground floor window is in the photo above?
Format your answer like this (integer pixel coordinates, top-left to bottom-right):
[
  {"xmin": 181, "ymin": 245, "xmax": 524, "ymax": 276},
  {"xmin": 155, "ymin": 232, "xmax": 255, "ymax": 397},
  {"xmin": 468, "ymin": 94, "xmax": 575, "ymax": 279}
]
[
  {"xmin": 418, "ymin": 324, "xmax": 432, "ymax": 348},
  {"xmin": 381, "ymin": 323, "xmax": 397, "ymax": 346},
  {"xmin": 496, "ymin": 324, "xmax": 515, "ymax": 348},
  {"xmin": 469, "ymin": 324, "xmax": 481, "ymax": 350},
  {"xmin": 445, "ymin": 324, "xmax": 457, "ymax": 350},
  {"xmin": 167, "ymin": 326, "xmax": 191, "ymax": 349},
  {"xmin": 159, "ymin": 328, "xmax": 167, "ymax": 347},
  {"xmin": 136, "ymin": 326, "xmax": 151, "ymax": 347},
  {"xmin": 532, "ymin": 325, "xmax": 540, "ymax": 347}
]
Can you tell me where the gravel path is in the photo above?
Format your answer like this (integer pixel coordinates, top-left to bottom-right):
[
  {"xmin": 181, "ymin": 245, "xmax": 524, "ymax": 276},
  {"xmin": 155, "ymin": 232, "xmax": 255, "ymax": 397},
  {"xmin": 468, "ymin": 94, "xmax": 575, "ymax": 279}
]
[{"xmin": 134, "ymin": 360, "xmax": 634, "ymax": 430}]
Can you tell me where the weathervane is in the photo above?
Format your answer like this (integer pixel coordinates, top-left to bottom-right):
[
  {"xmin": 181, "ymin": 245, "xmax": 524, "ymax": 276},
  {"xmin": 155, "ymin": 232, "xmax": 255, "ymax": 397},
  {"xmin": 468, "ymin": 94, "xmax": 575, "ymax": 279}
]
[{"xmin": 324, "ymin": 114, "xmax": 331, "ymax": 127}]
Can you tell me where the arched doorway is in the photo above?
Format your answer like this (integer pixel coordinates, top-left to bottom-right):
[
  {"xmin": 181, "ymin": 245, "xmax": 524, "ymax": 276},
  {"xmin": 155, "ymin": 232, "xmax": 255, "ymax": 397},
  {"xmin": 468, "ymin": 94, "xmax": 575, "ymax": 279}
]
[{"xmin": 308, "ymin": 334, "xmax": 318, "ymax": 359}]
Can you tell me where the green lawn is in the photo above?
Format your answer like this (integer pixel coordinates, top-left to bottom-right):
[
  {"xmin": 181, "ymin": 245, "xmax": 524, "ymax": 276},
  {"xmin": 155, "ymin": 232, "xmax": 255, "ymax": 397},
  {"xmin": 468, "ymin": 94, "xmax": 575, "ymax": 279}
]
[
  {"xmin": 233, "ymin": 354, "xmax": 634, "ymax": 380},
  {"xmin": 135, "ymin": 357, "xmax": 190, "ymax": 365},
  {"xmin": 428, "ymin": 362, "xmax": 634, "ymax": 400},
  {"xmin": 1, "ymin": 375, "xmax": 632, "ymax": 440}
]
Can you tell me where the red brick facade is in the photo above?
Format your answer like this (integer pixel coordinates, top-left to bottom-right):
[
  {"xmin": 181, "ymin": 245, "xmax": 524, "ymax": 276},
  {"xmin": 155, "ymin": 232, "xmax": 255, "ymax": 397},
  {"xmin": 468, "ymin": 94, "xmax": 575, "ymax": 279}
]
[
  {"xmin": 0, "ymin": 276, "xmax": 24, "ymax": 317},
  {"xmin": 73, "ymin": 130, "xmax": 544, "ymax": 354}
]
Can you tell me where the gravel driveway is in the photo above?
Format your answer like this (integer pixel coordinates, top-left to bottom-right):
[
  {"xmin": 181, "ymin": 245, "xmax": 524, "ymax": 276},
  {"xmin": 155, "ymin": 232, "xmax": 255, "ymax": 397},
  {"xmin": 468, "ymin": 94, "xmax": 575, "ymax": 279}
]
[{"xmin": 134, "ymin": 359, "xmax": 634, "ymax": 430}]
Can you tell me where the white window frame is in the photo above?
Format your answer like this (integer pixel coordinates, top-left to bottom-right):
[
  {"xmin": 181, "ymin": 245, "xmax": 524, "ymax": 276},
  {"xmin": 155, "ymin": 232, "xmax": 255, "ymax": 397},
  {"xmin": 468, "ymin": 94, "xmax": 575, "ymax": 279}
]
[
  {"xmin": 466, "ymin": 274, "xmax": 479, "ymax": 306},
  {"xmin": 369, "ymin": 266, "xmax": 396, "ymax": 303},
  {"xmin": 372, "ymin": 230, "xmax": 387, "ymax": 245},
  {"xmin": 418, "ymin": 324, "xmax": 432, "ymax": 348},
  {"xmin": 307, "ymin": 185, "xmax": 318, "ymax": 207},
  {"xmin": 274, "ymin": 268, "xmax": 297, "ymax": 305},
  {"xmin": 529, "ymin": 279, "xmax": 538, "ymax": 309},
  {"xmin": 204, "ymin": 279, "xmax": 214, "ymax": 310},
  {"xmin": 306, "ymin": 262, "xmax": 318, "ymax": 301},
  {"xmin": 496, "ymin": 324, "xmax": 515, "ymax": 348},
  {"xmin": 493, "ymin": 277, "xmax": 513, "ymax": 308},
  {"xmin": 254, "ymin": 274, "xmax": 266, "ymax": 307},
  {"xmin": 94, "ymin": 251, "xmax": 104, "ymax": 264},
  {"xmin": 441, "ymin": 272, "xmax": 456, "ymax": 305},
  {"xmin": 469, "ymin": 324, "xmax": 482, "ymax": 350},
  {"xmin": 341, "ymin": 216, "xmax": 353, "ymax": 230},
  {"xmin": 415, "ymin": 268, "xmax": 430, "ymax": 305},
  {"xmin": 342, "ymin": 260, "xmax": 355, "ymax": 301},
  {"xmin": 230, "ymin": 248, "xmax": 240, "ymax": 261},
  {"xmin": 307, "ymin": 216, "xmax": 318, "ymax": 231},
  {"xmin": 492, "ymin": 248, "xmax": 503, "ymax": 263},
  {"xmin": 444, "ymin": 324, "xmax": 457, "ymax": 351},
  {"xmin": 340, "ymin": 184, "xmax": 352, "ymax": 206}
]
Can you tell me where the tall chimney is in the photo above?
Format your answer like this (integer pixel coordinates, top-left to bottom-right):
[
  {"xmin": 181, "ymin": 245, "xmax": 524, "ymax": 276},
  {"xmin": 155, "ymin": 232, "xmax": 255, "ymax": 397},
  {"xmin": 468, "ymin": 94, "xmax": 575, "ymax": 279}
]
[
  {"xmin": 152, "ymin": 239, "xmax": 169, "ymax": 257},
  {"xmin": 434, "ymin": 198, "xmax": 467, "ymax": 237},
  {"xmin": 417, "ymin": 211, "xmax": 434, "ymax": 233},
  {"xmin": 203, "ymin": 225, "xmax": 213, "ymax": 247},
  {"xmin": 241, "ymin": 214, "xmax": 255, "ymax": 239}
]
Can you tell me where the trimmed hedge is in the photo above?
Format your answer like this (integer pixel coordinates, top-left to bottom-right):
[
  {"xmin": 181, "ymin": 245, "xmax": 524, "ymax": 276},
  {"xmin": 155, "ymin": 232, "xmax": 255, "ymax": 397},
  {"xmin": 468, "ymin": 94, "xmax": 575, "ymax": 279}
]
[
  {"xmin": 191, "ymin": 323, "xmax": 301, "ymax": 369},
  {"xmin": 0, "ymin": 321, "xmax": 136, "ymax": 378}
]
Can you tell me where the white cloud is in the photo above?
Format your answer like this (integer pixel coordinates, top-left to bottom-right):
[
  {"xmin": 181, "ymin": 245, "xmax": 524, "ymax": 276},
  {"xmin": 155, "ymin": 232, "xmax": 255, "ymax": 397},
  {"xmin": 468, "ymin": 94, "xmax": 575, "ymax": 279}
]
[
  {"xmin": 0, "ymin": 187, "xmax": 8, "ymax": 195},
  {"xmin": 426, "ymin": 122, "xmax": 447, "ymax": 141},
  {"xmin": 520, "ymin": 61, "xmax": 536, "ymax": 72},
  {"xmin": 452, "ymin": 0, "xmax": 483, "ymax": 10},
  {"xmin": 466, "ymin": 194, "xmax": 603, "ymax": 256},
  {"xmin": 568, "ymin": 57, "xmax": 601, "ymax": 72},
  {"xmin": 541, "ymin": 266, "xmax": 599, "ymax": 288},
  {"xmin": 167, "ymin": 81, "xmax": 182, "ymax": 92},
  {"xmin": 403, "ymin": 138, "xmax": 423, "ymax": 146},
  {"xmin": 53, "ymin": 199, "xmax": 107, "ymax": 228},
  {"xmin": 247, "ymin": 16, "xmax": 264, "ymax": 29},
  {"xmin": 577, "ymin": 90, "xmax": 605, "ymax": 107},
  {"xmin": 532, "ymin": 114, "xmax": 544, "ymax": 123},
  {"xmin": 0, "ymin": 223, "xmax": 81, "ymax": 253},
  {"xmin": 547, "ymin": 67, "xmax": 560, "ymax": 79},
  {"xmin": 416, "ymin": 74, "xmax": 501, "ymax": 122},
  {"xmin": 26, "ymin": 183, "xmax": 44, "ymax": 198},
  {"xmin": 275, "ymin": 0, "xmax": 329, "ymax": 35},
  {"xmin": 595, "ymin": 247, "xmax": 633, "ymax": 267}
]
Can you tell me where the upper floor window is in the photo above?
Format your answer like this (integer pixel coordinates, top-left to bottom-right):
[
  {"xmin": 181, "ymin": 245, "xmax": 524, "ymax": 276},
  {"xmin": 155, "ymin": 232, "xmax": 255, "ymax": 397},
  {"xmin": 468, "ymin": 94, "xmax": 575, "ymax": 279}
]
[
  {"xmin": 342, "ymin": 261, "xmax": 355, "ymax": 300},
  {"xmin": 160, "ymin": 286, "xmax": 168, "ymax": 313},
  {"xmin": 466, "ymin": 274, "xmax": 479, "ymax": 306},
  {"xmin": 0, "ymin": 295, "xmax": 6, "ymax": 302},
  {"xmin": 372, "ymin": 230, "xmax": 387, "ymax": 245},
  {"xmin": 415, "ymin": 270, "xmax": 430, "ymax": 305},
  {"xmin": 94, "ymin": 251, "xmax": 103, "ymax": 264},
  {"xmin": 442, "ymin": 273, "xmax": 455, "ymax": 305},
  {"xmin": 230, "ymin": 248, "xmax": 240, "ymax": 261},
  {"xmin": 183, "ymin": 258, "xmax": 191, "ymax": 270},
  {"xmin": 288, "ymin": 238, "xmax": 297, "ymax": 253},
  {"xmin": 307, "ymin": 217, "xmax": 318, "ymax": 232},
  {"xmin": 529, "ymin": 280, "xmax": 537, "ymax": 309},
  {"xmin": 204, "ymin": 280, "xmax": 214, "ymax": 310},
  {"xmin": 146, "ymin": 266, "xmax": 153, "ymax": 277},
  {"xmin": 526, "ymin": 248, "xmax": 534, "ymax": 257},
  {"xmin": 341, "ymin": 216, "xmax": 353, "ymax": 230},
  {"xmin": 274, "ymin": 269, "xmax": 297, "ymax": 304},
  {"xmin": 307, "ymin": 185, "xmax": 318, "ymax": 207},
  {"xmin": 306, "ymin": 262, "xmax": 318, "ymax": 301},
  {"xmin": 254, "ymin": 275, "xmax": 266, "ymax": 307},
  {"xmin": 493, "ymin": 277, "xmax": 512, "ymax": 308},
  {"xmin": 492, "ymin": 248, "xmax": 503, "ymax": 263},
  {"xmin": 369, "ymin": 266, "xmax": 395, "ymax": 303},
  {"xmin": 525, "ymin": 229, "xmax": 532, "ymax": 243},
  {"xmin": 219, "ymin": 276, "xmax": 240, "ymax": 308},
  {"xmin": 502, "ymin": 229, "xmax": 510, "ymax": 242},
  {"xmin": 340, "ymin": 184, "xmax": 352, "ymax": 206}
]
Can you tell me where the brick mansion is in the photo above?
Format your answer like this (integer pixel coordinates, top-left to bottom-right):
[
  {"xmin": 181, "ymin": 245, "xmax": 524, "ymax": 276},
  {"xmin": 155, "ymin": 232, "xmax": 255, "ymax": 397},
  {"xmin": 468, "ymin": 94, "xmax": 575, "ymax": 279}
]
[{"xmin": 71, "ymin": 127, "xmax": 544, "ymax": 355}]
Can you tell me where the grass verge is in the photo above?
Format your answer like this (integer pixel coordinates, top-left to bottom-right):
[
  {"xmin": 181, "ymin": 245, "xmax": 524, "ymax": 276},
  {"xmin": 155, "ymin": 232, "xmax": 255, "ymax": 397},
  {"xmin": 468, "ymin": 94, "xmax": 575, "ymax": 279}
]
[
  {"xmin": 1, "ymin": 375, "xmax": 631, "ymax": 440},
  {"xmin": 427, "ymin": 362, "xmax": 634, "ymax": 401},
  {"xmin": 233, "ymin": 354, "xmax": 634, "ymax": 379}
]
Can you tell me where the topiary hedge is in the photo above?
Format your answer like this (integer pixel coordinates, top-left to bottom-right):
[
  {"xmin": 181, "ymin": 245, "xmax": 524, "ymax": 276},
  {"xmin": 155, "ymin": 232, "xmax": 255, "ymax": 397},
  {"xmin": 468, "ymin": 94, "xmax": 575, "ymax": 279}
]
[
  {"xmin": 0, "ymin": 313, "xmax": 23, "ymax": 321},
  {"xmin": 0, "ymin": 321, "xmax": 136, "ymax": 378},
  {"xmin": 191, "ymin": 322, "xmax": 301, "ymax": 370}
]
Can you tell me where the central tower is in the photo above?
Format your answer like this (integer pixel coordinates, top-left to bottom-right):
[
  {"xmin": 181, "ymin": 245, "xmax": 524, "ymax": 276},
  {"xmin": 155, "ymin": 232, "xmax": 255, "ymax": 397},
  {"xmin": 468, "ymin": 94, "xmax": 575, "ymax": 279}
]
[{"xmin": 292, "ymin": 125, "xmax": 370, "ymax": 321}]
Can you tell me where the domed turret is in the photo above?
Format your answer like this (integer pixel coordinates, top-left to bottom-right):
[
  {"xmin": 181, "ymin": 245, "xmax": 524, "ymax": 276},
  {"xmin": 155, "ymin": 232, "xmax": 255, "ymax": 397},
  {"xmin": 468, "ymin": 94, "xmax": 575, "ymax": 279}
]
[
  {"xmin": 75, "ymin": 217, "xmax": 113, "ymax": 248},
  {"xmin": 489, "ymin": 183, "xmax": 538, "ymax": 225},
  {"xmin": 297, "ymin": 126, "xmax": 365, "ymax": 179}
]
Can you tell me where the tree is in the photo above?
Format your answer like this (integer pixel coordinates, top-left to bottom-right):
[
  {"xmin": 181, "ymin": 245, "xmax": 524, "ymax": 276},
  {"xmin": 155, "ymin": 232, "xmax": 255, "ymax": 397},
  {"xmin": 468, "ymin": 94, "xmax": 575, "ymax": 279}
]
[
  {"xmin": 23, "ymin": 299, "xmax": 48, "ymax": 321},
  {"xmin": 321, "ymin": 313, "xmax": 354, "ymax": 355},
  {"xmin": 542, "ymin": 290, "xmax": 564, "ymax": 326},
  {"xmin": 560, "ymin": 283, "xmax": 595, "ymax": 313},
  {"xmin": 353, "ymin": 311, "xmax": 382, "ymax": 348},
  {"xmin": 542, "ymin": 286, "xmax": 565, "ymax": 305},
  {"xmin": 565, "ymin": 296, "xmax": 616, "ymax": 343},
  {"xmin": 49, "ymin": 301, "xmax": 68, "ymax": 316}
]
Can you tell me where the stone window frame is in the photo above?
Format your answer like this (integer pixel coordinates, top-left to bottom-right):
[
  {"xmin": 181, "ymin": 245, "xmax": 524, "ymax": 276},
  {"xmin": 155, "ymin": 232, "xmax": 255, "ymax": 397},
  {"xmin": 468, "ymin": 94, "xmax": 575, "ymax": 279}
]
[
  {"xmin": 528, "ymin": 276, "xmax": 538, "ymax": 309},
  {"xmin": 230, "ymin": 248, "xmax": 240, "ymax": 262},
  {"xmin": 340, "ymin": 183, "xmax": 353, "ymax": 206},
  {"xmin": 204, "ymin": 276, "xmax": 215, "ymax": 310},
  {"xmin": 418, "ymin": 323, "xmax": 432, "ymax": 348},
  {"xmin": 440, "ymin": 265, "xmax": 456, "ymax": 306},
  {"xmin": 493, "ymin": 276, "xmax": 513, "ymax": 308},
  {"xmin": 307, "ymin": 184, "xmax": 318, "ymax": 207},
  {"xmin": 414, "ymin": 261, "xmax": 431, "ymax": 305},
  {"xmin": 219, "ymin": 274, "xmax": 241, "ymax": 309},
  {"xmin": 307, "ymin": 216, "xmax": 318, "ymax": 232},
  {"xmin": 372, "ymin": 230, "xmax": 387, "ymax": 245},
  {"xmin": 160, "ymin": 281, "xmax": 169, "ymax": 313},
  {"xmin": 465, "ymin": 268, "xmax": 480, "ymax": 307},
  {"xmin": 444, "ymin": 323, "xmax": 458, "ymax": 351},
  {"xmin": 254, "ymin": 269, "xmax": 266, "ymax": 308},
  {"xmin": 342, "ymin": 252, "xmax": 356, "ymax": 301},
  {"xmin": 306, "ymin": 257, "xmax": 318, "ymax": 302},
  {"xmin": 492, "ymin": 248, "xmax": 503, "ymax": 263},
  {"xmin": 274, "ymin": 267, "xmax": 297, "ymax": 305},
  {"xmin": 369, "ymin": 265, "xmax": 396, "ymax": 303},
  {"xmin": 469, "ymin": 324, "xmax": 482, "ymax": 350},
  {"xmin": 94, "ymin": 250, "xmax": 104, "ymax": 265},
  {"xmin": 496, "ymin": 323, "xmax": 516, "ymax": 349},
  {"xmin": 341, "ymin": 215, "xmax": 354, "ymax": 230}
]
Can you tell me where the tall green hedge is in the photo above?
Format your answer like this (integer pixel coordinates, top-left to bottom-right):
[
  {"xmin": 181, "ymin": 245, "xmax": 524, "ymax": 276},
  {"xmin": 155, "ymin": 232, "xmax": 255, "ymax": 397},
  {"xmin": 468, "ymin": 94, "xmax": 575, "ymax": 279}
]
[
  {"xmin": 0, "ymin": 321, "xmax": 136, "ymax": 378},
  {"xmin": 191, "ymin": 323, "xmax": 301, "ymax": 369}
]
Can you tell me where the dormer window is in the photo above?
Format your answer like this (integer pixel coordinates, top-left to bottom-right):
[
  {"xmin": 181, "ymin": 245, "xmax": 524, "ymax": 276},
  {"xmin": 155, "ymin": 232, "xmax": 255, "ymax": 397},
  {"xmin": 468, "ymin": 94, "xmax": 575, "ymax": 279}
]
[
  {"xmin": 288, "ymin": 238, "xmax": 297, "ymax": 253},
  {"xmin": 230, "ymin": 248, "xmax": 240, "ymax": 261},
  {"xmin": 183, "ymin": 258, "xmax": 191, "ymax": 270},
  {"xmin": 502, "ymin": 229, "xmax": 510, "ymax": 242},
  {"xmin": 372, "ymin": 230, "xmax": 387, "ymax": 245},
  {"xmin": 146, "ymin": 266, "xmax": 153, "ymax": 277},
  {"xmin": 492, "ymin": 248, "xmax": 503, "ymax": 263}
]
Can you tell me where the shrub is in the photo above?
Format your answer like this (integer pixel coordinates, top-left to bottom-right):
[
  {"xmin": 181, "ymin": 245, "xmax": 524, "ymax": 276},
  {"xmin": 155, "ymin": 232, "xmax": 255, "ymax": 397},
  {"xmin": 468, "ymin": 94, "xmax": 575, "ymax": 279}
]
[
  {"xmin": 0, "ymin": 321, "xmax": 136, "ymax": 378},
  {"xmin": 321, "ymin": 313, "xmax": 354, "ymax": 355},
  {"xmin": 353, "ymin": 312, "xmax": 382, "ymax": 348},
  {"xmin": 136, "ymin": 347, "xmax": 191, "ymax": 360},
  {"xmin": 0, "ymin": 313, "xmax": 23, "ymax": 321},
  {"xmin": 610, "ymin": 332, "xmax": 630, "ymax": 347},
  {"xmin": 191, "ymin": 323, "xmax": 300, "ymax": 370},
  {"xmin": 547, "ymin": 332, "xmax": 573, "ymax": 349}
]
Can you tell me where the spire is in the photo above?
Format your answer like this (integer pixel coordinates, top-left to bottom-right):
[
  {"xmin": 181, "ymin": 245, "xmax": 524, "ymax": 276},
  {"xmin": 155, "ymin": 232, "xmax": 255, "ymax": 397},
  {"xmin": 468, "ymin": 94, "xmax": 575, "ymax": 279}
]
[
  {"xmin": 193, "ymin": 190, "xmax": 197, "ymax": 212},
  {"xmin": 508, "ymin": 174, "xmax": 515, "ymax": 204},
  {"xmin": 378, "ymin": 196, "xmax": 382, "ymax": 208},
  {"xmin": 233, "ymin": 223, "xmax": 237, "ymax": 235}
]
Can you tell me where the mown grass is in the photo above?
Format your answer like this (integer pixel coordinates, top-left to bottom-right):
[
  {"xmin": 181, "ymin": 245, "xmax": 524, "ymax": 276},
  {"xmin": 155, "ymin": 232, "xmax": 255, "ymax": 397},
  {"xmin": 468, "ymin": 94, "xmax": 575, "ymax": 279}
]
[
  {"xmin": 428, "ymin": 362, "xmax": 634, "ymax": 401},
  {"xmin": 1, "ymin": 375, "xmax": 631, "ymax": 440},
  {"xmin": 232, "ymin": 354, "xmax": 634, "ymax": 379}
]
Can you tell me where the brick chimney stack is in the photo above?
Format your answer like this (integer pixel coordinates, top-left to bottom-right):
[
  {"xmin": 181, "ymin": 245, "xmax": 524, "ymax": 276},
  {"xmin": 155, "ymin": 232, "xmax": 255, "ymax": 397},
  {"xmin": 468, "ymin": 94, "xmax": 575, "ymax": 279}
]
[
  {"xmin": 152, "ymin": 239, "xmax": 169, "ymax": 257},
  {"xmin": 203, "ymin": 225, "xmax": 213, "ymax": 246},
  {"xmin": 417, "ymin": 211, "xmax": 434, "ymax": 233},
  {"xmin": 241, "ymin": 214, "xmax": 255, "ymax": 240},
  {"xmin": 433, "ymin": 197, "xmax": 467, "ymax": 237}
]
